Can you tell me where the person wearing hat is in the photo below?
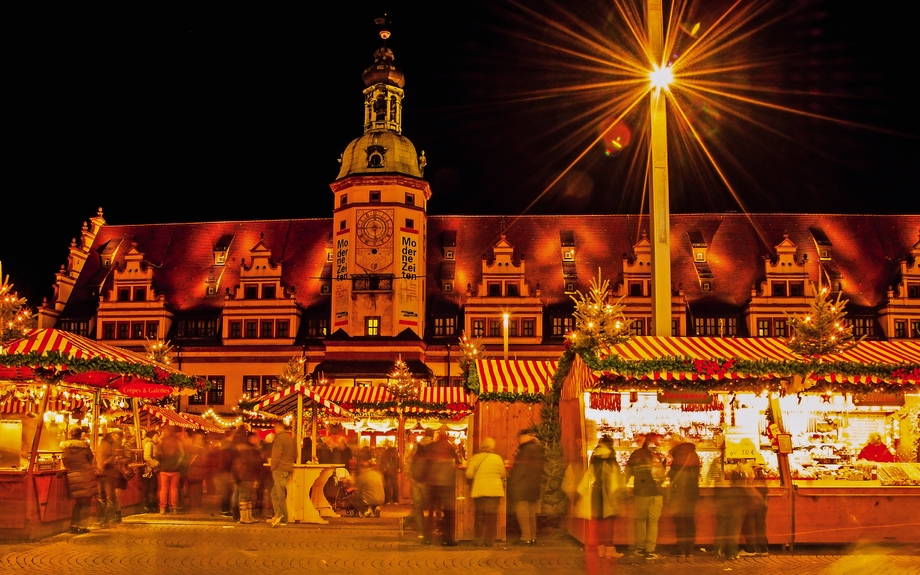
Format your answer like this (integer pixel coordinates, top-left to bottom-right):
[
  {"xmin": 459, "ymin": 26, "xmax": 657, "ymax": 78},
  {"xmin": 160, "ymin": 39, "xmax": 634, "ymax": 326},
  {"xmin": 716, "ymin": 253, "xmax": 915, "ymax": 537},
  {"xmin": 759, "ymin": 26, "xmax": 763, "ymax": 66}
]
[{"xmin": 509, "ymin": 431, "xmax": 544, "ymax": 545}]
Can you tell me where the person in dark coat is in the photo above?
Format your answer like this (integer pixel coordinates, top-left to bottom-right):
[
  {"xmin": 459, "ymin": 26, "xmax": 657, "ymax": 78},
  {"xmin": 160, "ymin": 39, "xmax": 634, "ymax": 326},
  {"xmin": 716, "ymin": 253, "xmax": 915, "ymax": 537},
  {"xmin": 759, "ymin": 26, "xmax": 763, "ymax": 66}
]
[
  {"xmin": 233, "ymin": 432, "xmax": 265, "ymax": 523},
  {"xmin": 422, "ymin": 433, "xmax": 459, "ymax": 545},
  {"xmin": 509, "ymin": 432, "xmax": 544, "ymax": 545},
  {"xmin": 61, "ymin": 427, "xmax": 97, "ymax": 534},
  {"xmin": 96, "ymin": 429, "xmax": 126, "ymax": 528},
  {"xmin": 625, "ymin": 434, "xmax": 664, "ymax": 559},
  {"xmin": 667, "ymin": 438, "xmax": 701, "ymax": 556},
  {"xmin": 379, "ymin": 446, "xmax": 400, "ymax": 504}
]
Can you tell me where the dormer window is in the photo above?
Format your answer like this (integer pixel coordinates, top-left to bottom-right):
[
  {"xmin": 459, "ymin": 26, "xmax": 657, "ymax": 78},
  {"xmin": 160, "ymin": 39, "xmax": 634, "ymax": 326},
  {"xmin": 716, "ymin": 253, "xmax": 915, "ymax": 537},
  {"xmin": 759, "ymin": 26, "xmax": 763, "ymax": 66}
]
[
  {"xmin": 488, "ymin": 282, "xmax": 502, "ymax": 297},
  {"xmin": 695, "ymin": 252, "xmax": 705, "ymax": 262},
  {"xmin": 215, "ymin": 252, "xmax": 227, "ymax": 265},
  {"xmin": 261, "ymin": 284, "xmax": 276, "ymax": 299},
  {"xmin": 118, "ymin": 288, "xmax": 130, "ymax": 302},
  {"xmin": 506, "ymin": 283, "xmax": 519, "ymax": 297},
  {"xmin": 243, "ymin": 284, "xmax": 259, "ymax": 299},
  {"xmin": 563, "ymin": 250, "xmax": 575, "ymax": 261},
  {"xmin": 103, "ymin": 258, "xmax": 111, "ymax": 267},
  {"xmin": 321, "ymin": 284, "xmax": 331, "ymax": 295},
  {"xmin": 565, "ymin": 282, "xmax": 576, "ymax": 294},
  {"xmin": 133, "ymin": 287, "xmax": 146, "ymax": 301},
  {"xmin": 702, "ymin": 281, "xmax": 713, "ymax": 293},
  {"xmin": 444, "ymin": 282, "xmax": 453, "ymax": 293},
  {"xmin": 789, "ymin": 282, "xmax": 804, "ymax": 297},
  {"xmin": 445, "ymin": 250, "xmax": 454, "ymax": 261},
  {"xmin": 772, "ymin": 282, "xmax": 786, "ymax": 297}
]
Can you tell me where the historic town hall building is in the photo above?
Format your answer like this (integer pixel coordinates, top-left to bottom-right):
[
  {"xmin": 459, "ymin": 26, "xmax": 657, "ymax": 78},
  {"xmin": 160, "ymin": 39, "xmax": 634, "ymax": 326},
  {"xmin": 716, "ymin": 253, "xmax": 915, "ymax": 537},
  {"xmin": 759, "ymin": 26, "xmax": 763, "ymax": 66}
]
[{"xmin": 35, "ymin": 37, "xmax": 920, "ymax": 414}]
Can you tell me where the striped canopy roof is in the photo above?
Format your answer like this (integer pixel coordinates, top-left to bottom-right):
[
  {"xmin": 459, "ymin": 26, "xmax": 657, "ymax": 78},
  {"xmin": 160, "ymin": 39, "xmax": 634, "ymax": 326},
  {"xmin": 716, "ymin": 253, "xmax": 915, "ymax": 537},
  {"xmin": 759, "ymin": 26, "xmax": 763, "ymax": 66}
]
[
  {"xmin": 311, "ymin": 385, "xmax": 474, "ymax": 414},
  {"xmin": 589, "ymin": 336, "xmax": 920, "ymax": 385},
  {"xmin": 254, "ymin": 383, "xmax": 352, "ymax": 417},
  {"xmin": 4, "ymin": 328, "xmax": 153, "ymax": 363},
  {"xmin": 180, "ymin": 412, "xmax": 226, "ymax": 433},
  {"xmin": 476, "ymin": 359, "xmax": 557, "ymax": 397},
  {"xmin": 1, "ymin": 328, "xmax": 202, "ymax": 390},
  {"xmin": 142, "ymin": 405, "xmax": 197, "ymax": 429},
  {"xmin": 0, "ymin": 394, "xmax": 88, "ymax": 415}
]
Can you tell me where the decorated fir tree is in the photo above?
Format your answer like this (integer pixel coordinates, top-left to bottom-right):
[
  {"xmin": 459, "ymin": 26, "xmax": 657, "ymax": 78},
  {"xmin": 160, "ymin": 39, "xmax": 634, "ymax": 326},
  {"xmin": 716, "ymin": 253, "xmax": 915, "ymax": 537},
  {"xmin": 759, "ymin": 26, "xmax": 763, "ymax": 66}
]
[
  {"xmin": 786, "ymin": 282, "xmax": 862, "ymax": 358},
  {"xmin": 388, "ymin": 354, "xmax": 421, "ymax": 402},
  {"xmin": 569, "ymin": 270, "xmax": 631, "ymax": 352},
  {"xmin": 457, "ymin": 330, "xmax": 484, "ymax": 377},
  {"xmin": 0, "ymin": 263, "xmax": 35, "ymax": 344},
  {"xmin": 144, "ymin": 339, "xmax": 174, "ymax": 365},
  {"xmin": 278, "ymin": 355, "xmax": 307, "ymax": 389}
]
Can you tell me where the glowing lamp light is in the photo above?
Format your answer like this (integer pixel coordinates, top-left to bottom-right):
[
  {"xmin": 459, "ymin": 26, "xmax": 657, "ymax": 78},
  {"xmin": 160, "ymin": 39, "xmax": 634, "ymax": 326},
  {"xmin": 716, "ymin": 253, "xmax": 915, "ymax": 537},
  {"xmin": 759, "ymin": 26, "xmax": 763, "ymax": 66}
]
[{"xmin": 649, "ymin": 65, "xmax": 674, "ymax": 89}]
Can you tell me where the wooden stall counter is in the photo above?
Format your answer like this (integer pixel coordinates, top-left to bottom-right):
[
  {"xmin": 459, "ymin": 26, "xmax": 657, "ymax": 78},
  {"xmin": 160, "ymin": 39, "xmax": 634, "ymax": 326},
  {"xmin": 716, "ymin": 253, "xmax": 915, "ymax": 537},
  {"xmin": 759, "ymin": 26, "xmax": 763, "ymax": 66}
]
[
  {"xmin": 283, "ymin": 463, "xmax": 344, "ymax": 525},
  {"xmin": 792, "ymin": 482, "xmax": 920, "ymax": 543},
  {"xmin": 0, "ymin": 469, "xmax": 74, "ymax": 540}
]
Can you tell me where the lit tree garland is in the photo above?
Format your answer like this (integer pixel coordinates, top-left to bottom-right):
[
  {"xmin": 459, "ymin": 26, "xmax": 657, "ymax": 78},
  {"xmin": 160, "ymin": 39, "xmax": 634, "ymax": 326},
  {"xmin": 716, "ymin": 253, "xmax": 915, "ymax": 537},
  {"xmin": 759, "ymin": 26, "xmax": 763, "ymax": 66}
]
[
  {"xmin": 569, "ymin": 270, "xmax": 632, "ymax": 353},
  {"xmin": 144, "ymin": 338, "xmax": 174, "ymax": 365},
  {"xmin": 458, "ymin": 331, "xmax": 484, "ymax": 376},
  {"xmin": 786, "ymin": 283, "xmax": 862, "ymax": 358},
  {"xmin": 388, "ymin": 354, "xmax": 421, "ymax": 402},
  {"xmin": 0, "ymin": 262, "xmax": 35, "ymax": 344},
  {"xmin": 278, "ymin": 355, "xmax": 307, "ymax": 389}
]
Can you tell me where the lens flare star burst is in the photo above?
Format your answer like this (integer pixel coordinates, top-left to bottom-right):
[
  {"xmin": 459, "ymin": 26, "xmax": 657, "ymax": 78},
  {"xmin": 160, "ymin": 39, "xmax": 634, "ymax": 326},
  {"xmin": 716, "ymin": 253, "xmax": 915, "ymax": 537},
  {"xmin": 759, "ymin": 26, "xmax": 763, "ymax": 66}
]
[{"xmin": 490, "ymin": 0, "xmax": 901, "ymax": 236}]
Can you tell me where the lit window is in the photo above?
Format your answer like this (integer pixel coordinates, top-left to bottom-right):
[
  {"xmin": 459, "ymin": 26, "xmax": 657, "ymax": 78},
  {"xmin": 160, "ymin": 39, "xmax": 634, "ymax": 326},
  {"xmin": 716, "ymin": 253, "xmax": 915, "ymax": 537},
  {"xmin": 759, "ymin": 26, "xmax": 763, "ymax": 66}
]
[
  {"xmin": 146, "ymin": 322, "xmax": 159, "ymax": 339},
  {"xmin": 895, "ymin": 320, "xmax": 906, "ymax": 338},
  {"xmin": 366, "ymin": 317, "xmax": 380, "ymax": 336},
  {"xmin": 489, "ymin": 320, "xmax": 501, "ymax": 337},
  {"xmin": 434, "ymin": 317, "xmax": 456, "ymax": 337},
  {"xmin": 552, "ymin": 316, "xmax": 575, "ymax": 337},
  {"xmin": 472, "ymin": 319, "xmax": 485, "ymax": 337}
]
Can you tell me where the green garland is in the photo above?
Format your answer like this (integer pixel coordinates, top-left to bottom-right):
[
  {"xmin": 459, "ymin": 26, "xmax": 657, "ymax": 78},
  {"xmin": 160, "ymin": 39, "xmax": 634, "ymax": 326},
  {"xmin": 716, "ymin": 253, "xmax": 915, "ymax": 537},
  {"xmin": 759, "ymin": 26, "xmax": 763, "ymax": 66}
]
[
  {"xmin": 477, "ymin": 391, "xmax": 544, "ymax": 404},
  {"xmin": 0, "ymin": 350, "xmax": 206, "ymax": 390},
  {"xmin": 465, "ymin": 360, "xmax": 481, "ymax": 395}
]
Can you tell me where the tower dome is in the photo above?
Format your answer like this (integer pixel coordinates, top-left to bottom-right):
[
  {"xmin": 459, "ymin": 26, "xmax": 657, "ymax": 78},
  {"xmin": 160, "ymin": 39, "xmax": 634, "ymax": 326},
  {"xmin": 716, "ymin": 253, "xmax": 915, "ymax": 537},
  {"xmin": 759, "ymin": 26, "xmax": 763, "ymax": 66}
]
[{"xmin": 336, "ymin": 28, "xmax": 425, "ymax": 181}]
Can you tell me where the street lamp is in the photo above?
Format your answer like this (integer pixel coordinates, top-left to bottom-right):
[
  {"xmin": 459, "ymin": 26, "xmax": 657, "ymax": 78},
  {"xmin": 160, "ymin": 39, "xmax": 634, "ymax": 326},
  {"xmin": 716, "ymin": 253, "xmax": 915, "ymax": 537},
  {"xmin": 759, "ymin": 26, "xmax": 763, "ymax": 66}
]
[{"xmin": 647, "ymin": 0, "xmax": 672, "ymax": 337}]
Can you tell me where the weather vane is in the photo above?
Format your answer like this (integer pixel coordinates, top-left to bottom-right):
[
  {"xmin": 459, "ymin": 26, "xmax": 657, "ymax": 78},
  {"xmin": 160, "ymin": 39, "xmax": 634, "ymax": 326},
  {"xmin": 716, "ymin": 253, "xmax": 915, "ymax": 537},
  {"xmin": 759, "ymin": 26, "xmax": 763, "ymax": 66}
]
[{"xmin": 375, "ymin": 14, "xmax": 391, "ymax": 42}]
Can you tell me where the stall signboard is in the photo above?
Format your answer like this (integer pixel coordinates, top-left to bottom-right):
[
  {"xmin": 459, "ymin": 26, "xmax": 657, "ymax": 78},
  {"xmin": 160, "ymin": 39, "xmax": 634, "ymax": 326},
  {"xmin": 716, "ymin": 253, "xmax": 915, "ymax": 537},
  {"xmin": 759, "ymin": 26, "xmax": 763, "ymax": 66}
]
[
  {"xmin": 119, "ymin": 383, "xmax": 173, "ymax": 399},
  {"xmin": 853, "ymin": 392, "xmax": 905, "ymax": 407},
  {"xmin": 657, "ymin": 391, "xmax": 712, "ymax": 404},
  {"xmin": 724, "ymin": 437, "xmax": 766, "ymax": 464}
]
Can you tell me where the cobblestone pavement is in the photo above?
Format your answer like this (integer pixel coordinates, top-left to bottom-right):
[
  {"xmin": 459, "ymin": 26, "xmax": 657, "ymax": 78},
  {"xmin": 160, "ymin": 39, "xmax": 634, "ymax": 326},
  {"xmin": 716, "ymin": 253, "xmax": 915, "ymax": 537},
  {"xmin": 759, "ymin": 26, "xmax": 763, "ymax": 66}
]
[{"xmin": 1, "ymin": 519, "xmax": 918, "ymax": 575}]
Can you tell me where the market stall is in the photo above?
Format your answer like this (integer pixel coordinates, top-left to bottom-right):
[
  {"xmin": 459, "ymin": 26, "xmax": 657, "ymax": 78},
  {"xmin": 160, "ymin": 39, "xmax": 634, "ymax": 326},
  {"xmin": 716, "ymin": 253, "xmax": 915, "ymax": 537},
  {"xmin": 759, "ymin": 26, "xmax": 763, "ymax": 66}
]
[
  {"xmin": 253, "ymin": 383, "xmax": 353, "ymax": 524},
  {"xmin": 0, "ymin": 329, "xmax": 206, "ymax": 539},
  {"xmin": 557, "ymin": 335, "xmax": 920, "ymax": 546}
]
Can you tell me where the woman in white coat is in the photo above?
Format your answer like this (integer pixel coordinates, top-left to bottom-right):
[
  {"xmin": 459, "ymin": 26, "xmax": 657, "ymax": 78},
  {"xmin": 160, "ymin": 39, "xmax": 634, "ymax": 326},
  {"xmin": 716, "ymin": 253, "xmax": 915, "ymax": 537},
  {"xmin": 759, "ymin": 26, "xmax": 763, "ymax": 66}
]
[{"xmin": 466, "ymin": 437, "xmax": 507, "ymax": 547}]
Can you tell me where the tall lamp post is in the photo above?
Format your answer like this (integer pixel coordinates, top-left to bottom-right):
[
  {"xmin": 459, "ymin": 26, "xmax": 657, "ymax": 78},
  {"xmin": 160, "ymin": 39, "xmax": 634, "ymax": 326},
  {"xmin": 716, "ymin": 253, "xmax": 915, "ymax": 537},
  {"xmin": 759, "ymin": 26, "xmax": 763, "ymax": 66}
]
[{"xmin": 647, "ymin": 0, "xmax": 673, "ymax": 337}]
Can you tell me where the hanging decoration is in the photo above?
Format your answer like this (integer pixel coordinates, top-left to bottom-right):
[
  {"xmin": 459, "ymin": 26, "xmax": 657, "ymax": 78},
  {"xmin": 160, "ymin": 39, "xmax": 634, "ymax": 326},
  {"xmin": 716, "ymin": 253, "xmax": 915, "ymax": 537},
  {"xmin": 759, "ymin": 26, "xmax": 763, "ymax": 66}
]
[
  {"xmin": 786, "ymin": 283, "xmax": 862, "ymax": 358},
  {"xmin": 0, "ymin": 263, "xmax": 35, "ymax": 344},
  {"xmin": 568, "ymin": 270, "xmax": 631, "ymax": 353}
]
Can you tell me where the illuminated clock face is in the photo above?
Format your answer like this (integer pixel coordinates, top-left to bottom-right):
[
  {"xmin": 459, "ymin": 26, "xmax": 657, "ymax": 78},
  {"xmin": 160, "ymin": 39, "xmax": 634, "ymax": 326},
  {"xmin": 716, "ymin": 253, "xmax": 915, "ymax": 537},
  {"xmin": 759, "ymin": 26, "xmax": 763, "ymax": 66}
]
[{"xmin": 356, "ymin": 210, "xmax": 394, "ymax": 247}]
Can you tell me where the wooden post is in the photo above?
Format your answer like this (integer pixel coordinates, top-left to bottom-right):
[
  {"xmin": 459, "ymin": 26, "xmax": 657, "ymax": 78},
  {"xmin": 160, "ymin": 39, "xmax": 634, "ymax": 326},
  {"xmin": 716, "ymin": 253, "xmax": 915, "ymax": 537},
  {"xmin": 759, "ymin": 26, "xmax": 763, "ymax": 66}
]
[
  {"xmin": 132, "ymin": 398, "xmax": 143, "ymax": 450},
  {"xmin": 91, "ymin": 389, "xmax": 101, "ymax": 450},
  {"xmin": 26, "ymin": 381, "xmax": 53, "ymax": 476},
  {"xmin": 770, "ymin": 393, "xmax": 795, "ymax": 549},
  {"xmin": 296, "ymin": 390, "xmax": 304, "ymax": 465},
  {"xmin": 311, "ymin": 402, "xmax": 318, "ymax": 463}
]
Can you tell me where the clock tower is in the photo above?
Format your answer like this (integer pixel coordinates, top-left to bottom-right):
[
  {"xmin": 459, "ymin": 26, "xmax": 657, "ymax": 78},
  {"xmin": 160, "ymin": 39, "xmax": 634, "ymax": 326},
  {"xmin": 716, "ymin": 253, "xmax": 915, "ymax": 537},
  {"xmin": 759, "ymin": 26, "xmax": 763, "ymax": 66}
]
[{"xmin": 330, "ymin": 24, "xmax": 430, "ymax": 340}]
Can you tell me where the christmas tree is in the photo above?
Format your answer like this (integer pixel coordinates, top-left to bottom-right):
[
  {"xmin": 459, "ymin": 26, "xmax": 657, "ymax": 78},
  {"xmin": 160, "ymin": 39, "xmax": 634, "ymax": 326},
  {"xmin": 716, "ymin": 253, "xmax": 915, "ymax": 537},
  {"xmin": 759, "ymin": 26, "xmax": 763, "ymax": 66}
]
[
  {"xmin": 569, "ymin": 270, "xmax": 632, "ymax": 352},
  {"xmin": 388, "ymin": 355, "xmax": 420, "ymax": 402},
  {"xmin": 786, "ymin": 282, "xmax": 861, "ymax": 358},
  {"xmin": 278, "ymin": 355, "xmax": 307, "ymax": 389},
  {"xmin": 144, "ymin": 339, "xmax": 174, "ymax": 365},
  {"xmin": 457, "ymin": 330, "xmax": 485, "ymax": 377},
  {"xmin": 0, "ymin": 262, "xmax": 35, "ymax": 344}
]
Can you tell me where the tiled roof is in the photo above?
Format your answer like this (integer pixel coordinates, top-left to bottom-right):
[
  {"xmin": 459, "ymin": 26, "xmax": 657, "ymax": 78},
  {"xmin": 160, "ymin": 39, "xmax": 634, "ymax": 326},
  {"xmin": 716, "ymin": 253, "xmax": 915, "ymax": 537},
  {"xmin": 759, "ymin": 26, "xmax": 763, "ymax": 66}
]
[{"xmin": 60, "ymin": 214, "xmax": 920, "ymax": 323}]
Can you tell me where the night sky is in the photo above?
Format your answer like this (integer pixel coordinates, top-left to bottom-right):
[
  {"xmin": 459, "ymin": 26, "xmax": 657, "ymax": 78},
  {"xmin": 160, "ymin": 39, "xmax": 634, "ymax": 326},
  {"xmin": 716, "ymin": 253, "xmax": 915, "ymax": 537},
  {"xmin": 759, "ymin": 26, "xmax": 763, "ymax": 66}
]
[{"xmin": 5, "ymin": 0, "xmax": 919, "ymax": 305}]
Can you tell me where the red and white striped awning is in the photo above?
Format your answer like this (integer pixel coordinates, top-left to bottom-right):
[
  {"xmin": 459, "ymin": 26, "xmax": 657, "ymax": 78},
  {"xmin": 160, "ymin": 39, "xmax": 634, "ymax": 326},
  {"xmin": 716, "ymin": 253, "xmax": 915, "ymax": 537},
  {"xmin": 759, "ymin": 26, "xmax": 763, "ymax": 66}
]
[
  {"xmin": 143, "ymin": 405, "xmax": 197, "ymax": 429},
  {"xmin": 4, "ymin": 328, "xmax": 151, "ymax": 363},
  {"xmin": 254, "ymin": 383, "xmax": 352, "ymax": 417},
  {"xmin": 812, "ymin": 340, "xmax": 920, "ymax": 384},
  {"xmin": 476, "ymin": 359, "xmax": 556, "ymax": 396},
  {"xmin": 407, "ymin": 387, "xmax": 474, "ymax": 413},
  {"xmin": 180, "ymin": 412, "xmax": 226, "ymax": 433},
  {"xmin": 311, "ymin": 385, "xmax": 395, "ymax": 404}
]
